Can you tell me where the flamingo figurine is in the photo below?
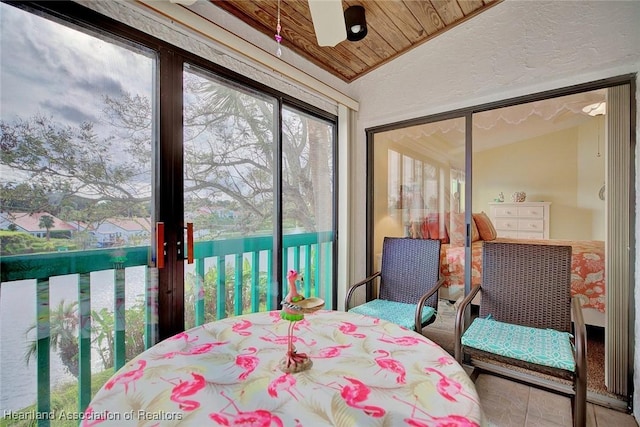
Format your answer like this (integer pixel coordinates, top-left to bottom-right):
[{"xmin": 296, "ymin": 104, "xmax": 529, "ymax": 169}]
[{"xmin": 278, "ymin": 269, "xmax": 324, "ymax": 373}]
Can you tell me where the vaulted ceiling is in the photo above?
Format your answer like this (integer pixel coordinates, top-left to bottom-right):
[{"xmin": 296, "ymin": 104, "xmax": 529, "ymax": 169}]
[{"xmin": 191, "ymin": 0, "xmax": 502, "ymax": 82}]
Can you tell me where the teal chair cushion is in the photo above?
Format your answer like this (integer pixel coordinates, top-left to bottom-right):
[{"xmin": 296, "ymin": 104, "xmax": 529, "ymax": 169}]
[
  {"xmin": 461, "ymin": 317, "xmax": 575, "ymax": 371},
  {"xmin": 348, "ymin": 299, "xmax": 435, "ymax": 330}
]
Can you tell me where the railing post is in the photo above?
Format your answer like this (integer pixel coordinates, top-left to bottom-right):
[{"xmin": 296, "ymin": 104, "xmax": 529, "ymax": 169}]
[
  {"xmin": 304, "ymin": 244, "xmax": 312, "ymax": 296},
  {"xmin": 194, "ymin": 259, "xmax": 205, "ymax": 326},
  {"xmin": 112, "ymin": 255, "xmax": 126, "ymax": 371},
  {"xmin": 234, "ymin": 254, "xmax": 243, "ymax": 316},
  {"xmin": 250, "ymin": 252, "xmax": 260, "ymax": 313},
  {"xmin": 36, "ymin": 278, "xmax": 51, "ymax": 427},
  {"xmin": 145, "ymin": 267, "xmax": 158, "ymax": 349},
  {"xmin": 324, "ymin": 242, "xmax": 332, "ymax": 307},
  {"xmin": 266, "ymin": 250, "xmax": 274, "ymax": 311},
  {"xmin": 78, "ymin": 273, "xmax": 92, "ymax": 414},
  {"xmin": 293, "ymin": 246, "xmax": 300, "ymax": 273},
  {"xmin": 216, "ymin": 256, "xmax": 226, "ymax": 319},
  {"xmin": 314, "ymin": 244, "xmax": 321, "ymax": 299}
]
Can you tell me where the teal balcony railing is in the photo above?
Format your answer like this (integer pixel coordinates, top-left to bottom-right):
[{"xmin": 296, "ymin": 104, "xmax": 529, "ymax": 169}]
[{"xmin": 0, "ymin": 231, "xmax": 334, "ymax": 426}]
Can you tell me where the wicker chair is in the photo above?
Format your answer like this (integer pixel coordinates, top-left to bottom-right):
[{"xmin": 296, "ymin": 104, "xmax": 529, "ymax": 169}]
[
  {"xmin": 344, "ymin": 237, "xmax": 444, "ymax": 334},
  {"xmin": 454, "ymin": 241, "xmax": 587, "ymax": 427}
]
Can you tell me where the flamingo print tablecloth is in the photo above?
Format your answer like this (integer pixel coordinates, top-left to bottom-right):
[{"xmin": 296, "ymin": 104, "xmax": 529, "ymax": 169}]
[{"xmin": 84, "ymin": 310, "xmax": 483, "ymax": 426}]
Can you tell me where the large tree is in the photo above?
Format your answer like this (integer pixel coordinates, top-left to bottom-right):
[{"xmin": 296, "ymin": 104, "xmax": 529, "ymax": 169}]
[
  {"xmin": 38, "ymin": 214, "xmax": 54, "ymax": 240},
  {"xmin": 1, "ymin": 78, "xmax": 331, "ymax": 238}
]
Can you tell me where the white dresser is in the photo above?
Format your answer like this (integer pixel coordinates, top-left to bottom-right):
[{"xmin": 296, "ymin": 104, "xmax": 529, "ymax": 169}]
[{"xmin": 488, "ymin": 202, "xmax": 551, "ymax": 239}]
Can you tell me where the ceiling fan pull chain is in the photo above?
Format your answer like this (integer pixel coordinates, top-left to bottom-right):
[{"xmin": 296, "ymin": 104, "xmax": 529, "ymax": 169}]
[{"xmin": 275, "ymin": 0, "xmax": 282, "ymax": 57}]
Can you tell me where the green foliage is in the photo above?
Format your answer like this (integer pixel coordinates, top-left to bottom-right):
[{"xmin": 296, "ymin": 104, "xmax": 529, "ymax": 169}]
[
  {"xmin": 184, "ymin": 258, "xmax": 271, "ymax": 328},
  {"xmin": 38, "ymin": 215, "xmax": 55, "ymax": 241},
  {"xmin": 0, "ymin": 231, "xmax": 77, "ymax": 255},
  {"xmin": 91, "ymin": 300, "xmax": 146, "ymax": 368},
  {"xmin": 0, "ymin": 369, "xmax": 114, "ymax": 427},
  {"xmin": 24, "ymin": 298, "xmax": 147, "ymax": 381}
]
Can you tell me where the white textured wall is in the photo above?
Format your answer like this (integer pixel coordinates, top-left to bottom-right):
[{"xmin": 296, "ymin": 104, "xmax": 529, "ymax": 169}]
[{"xmin": 351, "ymin": 0, "xmax": 640, "ymax": 418}]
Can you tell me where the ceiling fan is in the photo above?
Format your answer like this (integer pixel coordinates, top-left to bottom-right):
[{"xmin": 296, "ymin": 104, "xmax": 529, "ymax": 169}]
[
  {"xmin": 169, "ymin": 0, "xmax": 367, "ymax": 47},
  {"xmin": 308, "ymin": 0, "xmax": 367, "ymax": 46}
]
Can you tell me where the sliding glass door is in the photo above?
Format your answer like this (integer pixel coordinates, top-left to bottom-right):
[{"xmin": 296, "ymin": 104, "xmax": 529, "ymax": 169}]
[
  {"xmin": 182, "ymin": 66, "xmax": 277, "ymax": 327},
  {"xmin": 369, "ymin": 117, "xmax": 469, "ymax": 303},
  {"xmin": 0, "ymin": 2, "xmax": 158, "ymax": 415},
  {"xmin": 368, "ymin": 78, "xmax": 635, "ymax": 402},
  {"xmin": 281, "ymin": 106, "xmax": 336, "ymax": 307},
  {"xmin": 0, "ymin": 1, "xmax": 338, "ymax": 420}
]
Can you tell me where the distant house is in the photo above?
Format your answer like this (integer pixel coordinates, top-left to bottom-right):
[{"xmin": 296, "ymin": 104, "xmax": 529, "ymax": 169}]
[
  {"xmin": 92, "ymin": 217, "xmax": 152, "ymax": 247},
  {"xmin": 0, "ymin": 211, "xmax": 75, "ymax": 238}
]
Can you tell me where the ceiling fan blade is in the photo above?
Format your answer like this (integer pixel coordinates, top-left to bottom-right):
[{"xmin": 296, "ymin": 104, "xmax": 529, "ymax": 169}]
[
  {"xmin": 169, "ymin": 0, "xmax": 197, "ymax": 5},
  {"xmin": 308, "ymin": 0, "xmax": 346, "ymax": 47}
]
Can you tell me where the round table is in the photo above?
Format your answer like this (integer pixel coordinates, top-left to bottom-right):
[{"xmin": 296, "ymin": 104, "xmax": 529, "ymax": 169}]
[{"xmin": 83, "ymin": 310, "xmax": 483, "ymax": 426}]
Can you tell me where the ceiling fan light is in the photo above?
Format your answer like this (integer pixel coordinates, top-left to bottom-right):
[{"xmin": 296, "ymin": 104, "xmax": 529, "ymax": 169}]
[
  {"xmin": 582, "ymin": 101, "xmax": 606, "ymax": 116},
  {"xmin": 345, "ymin": 6, "xmax": 367, "ymax": 42}
]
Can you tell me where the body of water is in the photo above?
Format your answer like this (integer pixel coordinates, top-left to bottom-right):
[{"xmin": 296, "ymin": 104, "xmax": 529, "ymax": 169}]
[{"xmin": 0, "ymin": 267, "xmax": 147, "ymax": 412}]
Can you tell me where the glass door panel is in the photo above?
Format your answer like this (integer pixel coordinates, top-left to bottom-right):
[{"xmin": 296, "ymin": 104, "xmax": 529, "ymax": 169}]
[
  {"xmin": 281, "ymin": 106, "xmax": 335, "ymax": 307},
  {"xmin": 182, "ymin": 65, "xmax": 277, "ymax": 327},
  {"xmin": 372, "ymin": 117, "xmax": 467, "ymax": 301},
  {"xmin": 0, "ymin": 2, "xmax": 157, "ymax": 416}
]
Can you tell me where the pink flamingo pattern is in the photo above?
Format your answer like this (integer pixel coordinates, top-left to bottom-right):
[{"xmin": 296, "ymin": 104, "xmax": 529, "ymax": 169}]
[
  {"xmin": 267, "ymin": 373, "xmax": 300, "ymax": 400},
  {"xmin": 160, "ymin": 341, "xmax": 228, "ymax": 359},
  {"xmin": 80, "ymin": 407, "xmax": 107, "ymax": 426},
  {"xmin": 209, "ymin": 391, "xmax": 284, "ymax": 426},
  {"xmin": 437, "ymin": 356, "xmax": 453, "ymax": 366},
  {"xmin": 259, "ymin": 330, "xmax": 316, "ymax": 347},
  {"xmin": 424, "ymin": 367, "xmax": 479, "ymax": 405},
  {"xmin": 393, "ymin": 395, "xmax": 480, "ymax": 427},
  {"xmin": 85, "ymin": 311, "xmax": 481, "ymax": 426},
  {"xmin": 337, "ymin": 321, "xmax": 366, "ymax": 338},
  {"xmin": 376, "ymin": 332, "xmax": 432, "ymax": 347},
  {"xmin": 104, "ymin": 359, "xmax": 146, "ymax": 393},
  {"xmin": 311, "ymin": 344, "xmax": 352, "ymax": 359},
  {"xmin": 373, "ymin": 349, "xmax": 406, "ymax": 384},
  {"xmin": 166, "ymin": 372, "xmax": 206, "ymax": 411},
  {"xmin": 235, "ymin": 347, "xmax": 259, "ymax": 380},
  {"xmin": 168, "ymin": 331, "xmax": 196, "ymax": 344},
  {"xmin": 231, "ymin": 319, "xmax": 253, "ymax": 336},
  {"xmin": 326, "ymin": 376, "xmax": 386, "ymax": 417}
]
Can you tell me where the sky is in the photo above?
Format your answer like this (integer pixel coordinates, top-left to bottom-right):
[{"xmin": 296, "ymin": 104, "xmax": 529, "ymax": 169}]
[
  {"xmin": 1, "ymin": 3, "xmax": 153, "ymax": 126},
  {"xmin": 0, "ymin": 2, "xmax": 154, "ymax": 189}
]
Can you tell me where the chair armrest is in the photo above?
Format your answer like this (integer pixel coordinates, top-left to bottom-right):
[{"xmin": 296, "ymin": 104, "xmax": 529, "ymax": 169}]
[
  {"xmin": 454, "ymin": 285, "xmax": 482, "ymax": 363},
  {"xmin": 415, "ymin": 276, "xmax": 445, "ymax": 332},
  {"xmin": 571, "ymin": 297, "xmax": 587, "ymax": 387},
  {"xmin": 344, "ymin": 271, "xmax": 381, "ymax": 310}
]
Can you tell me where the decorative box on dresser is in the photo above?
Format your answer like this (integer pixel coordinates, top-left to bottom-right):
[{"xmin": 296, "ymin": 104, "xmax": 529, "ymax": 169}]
[{"xmin": 488, "ymin": 201, "xmax": 551, "ymax": 239}]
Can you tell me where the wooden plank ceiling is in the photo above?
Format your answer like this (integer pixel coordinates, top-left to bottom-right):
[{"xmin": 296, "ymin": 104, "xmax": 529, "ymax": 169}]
[{"xmin": 208, "ymin": 0, "xmax": 501, "ymax": 82}]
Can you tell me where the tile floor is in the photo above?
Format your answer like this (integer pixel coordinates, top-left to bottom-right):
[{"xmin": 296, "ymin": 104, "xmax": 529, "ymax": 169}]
[
  {"xmin": 476, "ymin": 373, "xmax": 637, "ymax": 426},
  {"xmin": 422, "ymin": 300, "xmax": 638, "ymax": 427}
]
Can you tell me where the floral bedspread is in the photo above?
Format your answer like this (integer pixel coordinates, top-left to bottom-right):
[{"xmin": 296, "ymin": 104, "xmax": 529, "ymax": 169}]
[{"xmin": 440, "ymin": 238, "xmax": 605, "ymax": 313}]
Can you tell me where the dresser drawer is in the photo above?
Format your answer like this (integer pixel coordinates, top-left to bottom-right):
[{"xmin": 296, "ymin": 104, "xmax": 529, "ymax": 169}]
[
  {"xmin": 493, "ymin": 206, "xmax": 519, "ymax": 217},
  {"xmin": 517, "ymin": 206, "xmax": 545, "ymax": 218},
  {"xmin": 498, "ymin": 230, "xmax": 519, "ymax": 238},
  {"xmin": 518, "ymin": 219, "xmax": 544, "ymax": 232},
  {"xmin": 495, "ymin": 218, "xmax": 518, "ymax": 230},
  {"xmin": 489, "ymin": 202, "xmax": 550, "ymax": 239},
  {"xmin": 517, "ymin": 231, "xmax": 545, "ymax": 240}
]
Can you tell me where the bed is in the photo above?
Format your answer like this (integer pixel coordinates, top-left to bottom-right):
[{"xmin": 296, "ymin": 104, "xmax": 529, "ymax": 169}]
[{"xmin": 438, "ymin": 237, "xmax": 606, "ymax": 327}]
